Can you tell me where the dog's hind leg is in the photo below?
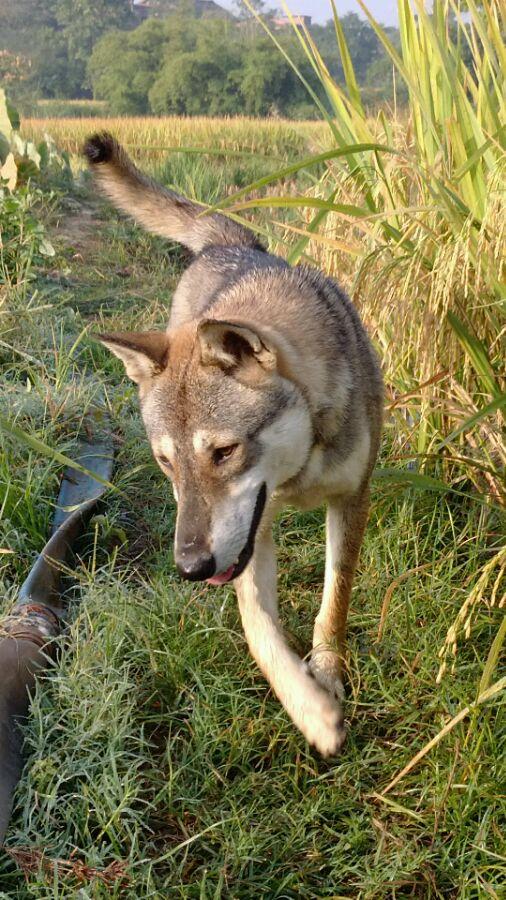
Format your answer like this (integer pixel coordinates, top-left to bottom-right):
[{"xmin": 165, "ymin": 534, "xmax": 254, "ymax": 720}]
[
  {"xmin": 235, "ymin": 522, "xmax": 346, "ymax": 757},
  {"xmin": 310, "ymin": 489, "xmax": 370, "ymax": 699}
]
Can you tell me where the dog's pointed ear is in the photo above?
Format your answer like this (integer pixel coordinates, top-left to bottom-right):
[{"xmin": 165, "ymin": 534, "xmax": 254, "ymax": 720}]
[
  {"xmin": 197, "ymin": 319, "xmax": 278, "ymax": 372},
  {"xmin": 96, "ymin": 331, "xmax": 169, "ymax": 383}
]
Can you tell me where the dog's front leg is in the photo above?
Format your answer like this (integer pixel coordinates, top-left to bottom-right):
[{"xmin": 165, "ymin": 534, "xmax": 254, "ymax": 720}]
[
  {"xmin": 235, "ymin": 528, "xmax": 346, "ymax": 757},
  {"xmin": 310, "ymin": 489, "xmax": 370, "ymax": 699}
]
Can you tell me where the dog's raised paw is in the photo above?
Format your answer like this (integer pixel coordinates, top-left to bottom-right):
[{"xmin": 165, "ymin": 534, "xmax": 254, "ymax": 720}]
[
  {"xmin": 310, "ymin": 723, "xmax": 347, "ymax": 760},
  {"xmin": 309, "ymin": 715, "xmax": 347, "ymax": 759},
  {"xmin": 296, "ymin": 674, "xmax": 346, "ymax": 758}
]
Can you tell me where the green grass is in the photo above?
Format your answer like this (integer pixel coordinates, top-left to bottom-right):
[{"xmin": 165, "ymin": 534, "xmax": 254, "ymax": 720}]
[
  {"xmin": 32, "ymin": 99, "xmax": 111, "ymax": 119},
  {"xmin": 0, "ymin": 158, "xmax": 504, "ymax": 897}
]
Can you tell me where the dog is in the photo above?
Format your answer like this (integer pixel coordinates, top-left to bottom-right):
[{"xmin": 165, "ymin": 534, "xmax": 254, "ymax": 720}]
[{"xmin": 84, "ymin": 132, "xmax": 383, "ymax": 757}]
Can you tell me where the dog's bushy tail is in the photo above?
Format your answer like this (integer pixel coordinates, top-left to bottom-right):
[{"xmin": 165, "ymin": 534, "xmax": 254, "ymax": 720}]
[{"xmin": 83, "ymin": 132, "xmax": 262, "ymax": 253}]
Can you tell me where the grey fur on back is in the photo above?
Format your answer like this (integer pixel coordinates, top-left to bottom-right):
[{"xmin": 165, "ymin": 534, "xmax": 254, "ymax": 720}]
[{"xmin": 170, "ymin": 245, "xmax": 287, "ymax": 326}]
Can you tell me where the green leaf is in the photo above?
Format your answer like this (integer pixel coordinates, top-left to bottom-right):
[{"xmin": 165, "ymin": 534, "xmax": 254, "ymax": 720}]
[
  {"xmin": 227, "ymin": 195, "xmax": 370, "ymax": 218},
  {"xmin": 287, "ymin": 187, "xmax": 339, "ymax": 266},
  {"xmin": 0, "ymin": 88, "xmax": 13, "ymax": 143},
  {"xmin": 38, "ymin": 238, "xmax": 56, "ymax": 258},
  {"xmin": 206, "ymin": 142, "xmax": 401, "ymax": 215},
  {"xmin": 432, "ymin": 395, "xmax": 506, "ymax": 453},
  {"xmin": 5, "ymin": 96, "xmax": 20, "ymax": 131},
  {"xmin": 0, "ymin": 133, "xmax": 10, "ymax": 166},
  {"xmin": 373, "ymin": 468, "xmax": 452, "ymax": 492},
  {"xmin": 479, "ymin": 614, "xmax": 506, "ymax": 696},
  {"xmin": 0, "ymin": 152, "xmax": 17, "ymax": 190},
  {"xmin": 330, "ymin": 0, "xmax": 364, "ymax": 116},
  {"xmin": 372, "ymin": 467, "xmax": 498, "ymax": 508},
  {"xmin": 126, "ymin": 144, "xmax": 285, "ymax": 163},
  {"xmin": 447, "ymin": 312, "xmax": 502, "ymax": 400},
  {"xmin": 0, "ymin": 415, "xmax": 117, "ymax": 492}
]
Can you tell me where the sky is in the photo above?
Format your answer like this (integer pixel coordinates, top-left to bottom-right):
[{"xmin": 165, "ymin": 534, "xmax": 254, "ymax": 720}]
[{"xmin": 221, "ymin": 1, "xmax": 399, "ymax": 26}]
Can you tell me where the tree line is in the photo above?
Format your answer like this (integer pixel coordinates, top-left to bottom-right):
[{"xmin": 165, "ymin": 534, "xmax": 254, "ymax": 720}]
[{"xmin": 0, "ymin": 0, "xmax": 401, "ymax": 116}]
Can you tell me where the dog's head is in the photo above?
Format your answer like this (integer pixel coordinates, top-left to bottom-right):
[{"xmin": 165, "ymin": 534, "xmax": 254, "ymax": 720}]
[{"xmin": 98, "ymin": 319, "xmax": 312, "ymax": 584}]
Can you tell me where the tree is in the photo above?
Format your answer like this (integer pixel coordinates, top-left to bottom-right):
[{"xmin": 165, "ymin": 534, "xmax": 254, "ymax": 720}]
[
  {"xmin": 55, "ymin": 0, "xmax": 135, "ymax": 90},
  {"xmin": 0, "ymin": 49, "xmax": 34, "ymax": 110},
  {"xmin": 232, "ymin": 0, "xmax": 266, "ymax": 19},
  {"xmin": 0, "ymin": 0, "xmax": 59, "ymax": 53},
  {"xmin": 0, "ymin": 0, "xmax": 73, "ymax": 100},
  {"xmin": 240, "ymin": 34, "xmax": 315, "ymax": 116},
  {"xmin": 55, "ymin": 0, "xmax": 135, "ymax": 67},
  {"xmin": 0, "ymin": 0, "xmax": 405, "ymax": 109},
  {"xmin": 149, "ymin": 18, "xmax": 242, "ymax": 115},
  {"xmin": 89, "ymin": 12, "xmax": 323, "ymax": 118},
  {"xmin": 0, "ymin": 0, "xmax": 135, "ymax": 100}
]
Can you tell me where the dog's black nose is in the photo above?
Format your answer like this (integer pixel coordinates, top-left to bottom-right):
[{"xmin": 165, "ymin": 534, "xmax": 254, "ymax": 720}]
[{"xmin": 176, "ymin": 551, "xmax": 216, "ymax": 582}]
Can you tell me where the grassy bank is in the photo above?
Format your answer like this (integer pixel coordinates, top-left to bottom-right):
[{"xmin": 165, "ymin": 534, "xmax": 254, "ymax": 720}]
[
  {"xmin": 0, "ymin": 114, "xmax": 504, "ymax": 897},
  {"xmin": 31, "ymin": 99, "xmax": 111, "ymax": 119}
]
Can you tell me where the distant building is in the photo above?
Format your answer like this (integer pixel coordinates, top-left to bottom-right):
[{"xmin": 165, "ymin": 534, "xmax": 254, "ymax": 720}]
[
  {"xmin": 131, "ymin": 0, "xmax": 233, "ymax": 21},
  {"xmin": 132, "ymin": 0, "xmax": 151, "ymax": 20},
  {"xmin": 130, "ymin": 2, "xmax": 311, "ymax": 29},
  {"xmin": 273, "ymin": 14, "xmax": 312, "ymax": 29}
]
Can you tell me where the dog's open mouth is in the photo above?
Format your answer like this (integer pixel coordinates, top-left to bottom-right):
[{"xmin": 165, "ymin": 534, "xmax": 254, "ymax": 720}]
[
  {"xmin": 206, "ymin": 482, "xmax": 267, "ymax": 586},
  {"xmin": 206, "ymin": 563, "xmax": 240, "ymax": 586}
]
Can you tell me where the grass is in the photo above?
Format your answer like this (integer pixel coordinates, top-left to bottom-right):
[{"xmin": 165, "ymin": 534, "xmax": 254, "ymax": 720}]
[
  {"xmin": 31, "ymin": 99, "xmax": 111, "ymax": 119},
  {"xmin": 0, "ymin": 133, "xmax": 504, "ymax": 897}
]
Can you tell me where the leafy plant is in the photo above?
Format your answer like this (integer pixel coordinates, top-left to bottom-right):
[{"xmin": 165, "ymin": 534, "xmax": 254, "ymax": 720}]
[
  {"xmin": 0, "ymin": 87, "xmax": 72, "ymax": 189},
  {"xmin": 0, "ymin": 186, "xmax": 55, "ymax": 284},
  {"xmin": 0, "ymin": 87, "xmax": 42, "ymax": 188},
  {"xmin": 0, "ymin": 90, "xmax": 77, "ymax": 285}
]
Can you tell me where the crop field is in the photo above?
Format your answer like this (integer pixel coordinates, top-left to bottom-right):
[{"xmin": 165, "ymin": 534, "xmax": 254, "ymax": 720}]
[
  {"xmin": 23, "ymin": 115, "xmax": 325, "ymax": 162},
  {"xmin": 1, "ymin": 2, "xmax": 505, "ymax": 897}
]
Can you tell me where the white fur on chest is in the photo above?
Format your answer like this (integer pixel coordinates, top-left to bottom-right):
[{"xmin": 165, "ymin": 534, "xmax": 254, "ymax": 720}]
[{"xmin": 278, "ymin": 427, "xmax": 371, "ymax": 510}]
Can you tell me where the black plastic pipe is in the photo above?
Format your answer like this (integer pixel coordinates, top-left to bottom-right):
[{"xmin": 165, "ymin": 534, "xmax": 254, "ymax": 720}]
[{"xmin": 0, "ymin": 425, "xmax": 113, "ymax": 843}]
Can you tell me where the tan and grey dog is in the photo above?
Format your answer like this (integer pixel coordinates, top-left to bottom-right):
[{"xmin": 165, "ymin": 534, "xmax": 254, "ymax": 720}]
[{"xmin": 84, "ymin": 132, "xmax": 383, "ymax": 757}]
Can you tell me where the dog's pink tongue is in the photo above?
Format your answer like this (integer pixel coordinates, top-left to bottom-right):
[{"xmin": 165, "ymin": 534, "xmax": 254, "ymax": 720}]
[{"xmin": 206, "ymin": 565, "xmax": 235, "ymax": 586}]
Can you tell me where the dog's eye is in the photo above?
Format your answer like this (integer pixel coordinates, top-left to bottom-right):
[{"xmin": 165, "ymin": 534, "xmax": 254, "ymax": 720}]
[
  {"xmin": 213, "ymin": 444, "xmax": 239, "ymax": 466},
  {"xmin": 157, "ymin": 454, "xmax": 173, "ymax": 471}
]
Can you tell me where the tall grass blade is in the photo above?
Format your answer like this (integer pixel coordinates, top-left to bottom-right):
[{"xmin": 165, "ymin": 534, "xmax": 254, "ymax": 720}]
[
  {"xmin": 382, "ymin": 676, "xmax": 506, "ymax": 795},
  {"xmin": 206, "ymin": 142, "xmax": 399, "ymax": 213},
  {"xmin": 0, "ymin": 416, "xmax": 116, "ymax": 492},
  {"xmin": 447, "ymin": 312, "xmax": 502, "ymax": 401},
  {"xmin": 479, "ymin": 616, "xmax": 506, "ymax": 695}
]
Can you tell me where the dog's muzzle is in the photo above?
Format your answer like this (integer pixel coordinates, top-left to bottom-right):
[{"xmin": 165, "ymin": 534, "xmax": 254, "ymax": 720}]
[
  {"xmin": 206, "ymin": 482, "xmax": 267, "ymax": 586},
  {"xmin": 175, "ymin": 482, "xmax": 267, "ymax": 585}
]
